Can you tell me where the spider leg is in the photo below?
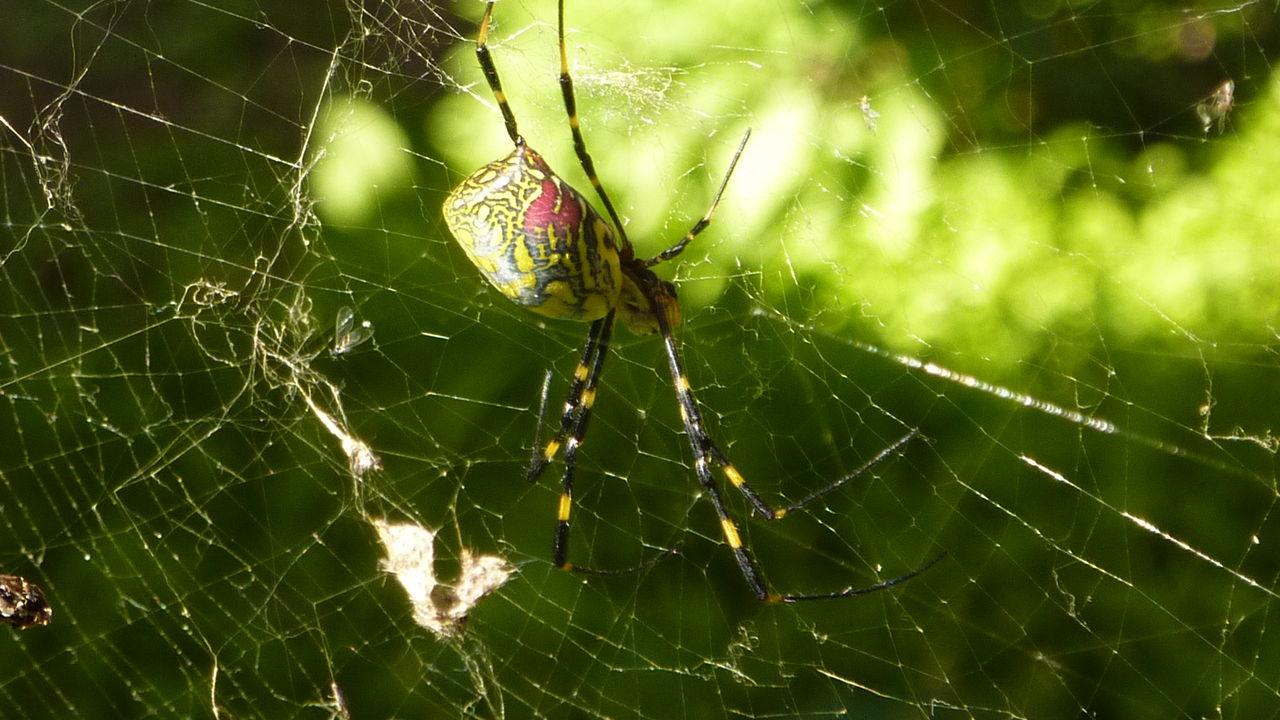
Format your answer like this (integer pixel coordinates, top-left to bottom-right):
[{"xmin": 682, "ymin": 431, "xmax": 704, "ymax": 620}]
[
  {"xmin": 700, "ymin": 429, "xmax": 919, "ymax": 522},
  {"xmin": 645, "ymin": 129, "xmax": 751, "ymax": 268},
  {"xmin": 557, "ymin": 0, "xmax": 630, "ymax": 244},
  {"xmin": 654, "ymin": 324, "xmax": 774, "ymax": 600},
  {"xmin": 775, "ymin": 430, "xmax": 918, "ymax": 515},
  {"xmin": 654, "ymin": 310, "xmax": 939, "ymax": 602},
  {"xmin": 648, "ymin": 325, "xmax": 783, "ymax": 521},
  {"xmin": 528, "ymin": 315, "xmax": 611, "ymax": 483},
  {"xmin": 475, "ymin": 2, "xmax": 523, "ymax": 146},
  {"xmin": 555, "ymin": 365, "xmax": 679, "ymax": 577},
  {"xmin": 537, "ymin": 313, "xmax": 676, "ymax": 575},
  {"xmin": 548, "ymin": 311, "xmax": 614, "ymax": 569},
  {"xmin": 776, "ymin": 552, "xmax": 946, "ymax": 603}
]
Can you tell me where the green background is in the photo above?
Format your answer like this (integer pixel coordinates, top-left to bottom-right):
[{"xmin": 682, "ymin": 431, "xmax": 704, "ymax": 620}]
[{"xmin": 2, "ymin": 0, "xmax": 1278, "ymax": 717}]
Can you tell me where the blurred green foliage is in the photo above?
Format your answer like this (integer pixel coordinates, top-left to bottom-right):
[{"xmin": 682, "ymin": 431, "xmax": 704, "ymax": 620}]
[{"xmin": 315, "ymin": 0, "xmax": 1279, "ymax": 371}]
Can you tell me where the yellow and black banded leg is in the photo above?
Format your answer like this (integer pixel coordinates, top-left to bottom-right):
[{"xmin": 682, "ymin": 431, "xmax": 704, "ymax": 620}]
[
  {"xmin": 547, "ymin": 313, "xmax": 614, "ymax": 569},
  {"xmin": 476, "ymin": 1, "xmax": 523, "ymax": 146},
  {"xmin": 541, "ymin": 313, "xmax": 673, "ymax": 575},
  {"xmin": 662, "ymin": 344, "xmax": 781, "ymax": 521},
  {"xmin": 699, "ymin": 442, "xmax": 941, "ymax": 602},
  {"xmin": 653, "ymin": 310, "xmax": 942, "ymax": 602},
  {"xmin": 703, "ymin": 430, "xmax": 921, "ymax": 521},
  {"xmin": 553, "ymin": 393, "xmax": 672, "ymax": 575},
  {"xmin": 649, "ymin": 336, "xmax": 919, "ymax": 522},
  {"xmin": 646, "ymin": 129, "xmax": 752, "ymax": 268},
  {"xmin": 693, "ymin": 452, "xmax": 776, "ymax": 601},
  {"xmin": 557, "ymin": 0, "xmax": 629, "ymax": 243},
  {"xmin": 551, "ymin": 378, "xmax": 595, "ymax": 571},
  {"xmin": 528, "ymin": 314, "xmax": 612, "ymax": 483}
]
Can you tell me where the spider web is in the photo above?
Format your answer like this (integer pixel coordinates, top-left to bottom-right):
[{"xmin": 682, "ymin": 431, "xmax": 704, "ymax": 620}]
[{"xmin": 3, "ymin": 0, "xmax": 1279, "ymax": 717}]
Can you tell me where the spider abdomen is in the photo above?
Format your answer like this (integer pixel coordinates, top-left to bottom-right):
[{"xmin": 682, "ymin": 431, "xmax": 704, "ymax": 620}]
[{"xmin": 444, "ymin": 144, "xmax": 623, "ymax": 321}]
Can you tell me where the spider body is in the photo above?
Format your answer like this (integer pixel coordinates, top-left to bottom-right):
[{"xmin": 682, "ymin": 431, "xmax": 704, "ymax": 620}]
[
  {"xmin": 445, "ymin": 143, "xmax": 678, "ymax": 335},
  {"xmin": 443, "ymin": 0, "xmax": 938, "ymax": 603},
  {"xmin": 445, "ymin": 144, "xmax": 622, "ymax": 322}
]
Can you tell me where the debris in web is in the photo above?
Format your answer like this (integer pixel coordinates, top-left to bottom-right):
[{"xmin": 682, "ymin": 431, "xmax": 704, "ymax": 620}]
[
  {"xmin": 329, "ymin": 682, "xmax": 351, "ymax": 720},
  {"xmin": 331, "ymin": 306, "xmax": 374, "ymax": 356},
  {"xmin": 1196, "ymin": 79, "xmax": 1234, "ymax": 133},
  {"xmin": 301, "ymin": 389, "xmax": 382, "ymax": 477},
  {"xmin": 251, "ymin": 294, "xmax": 381, "ymax": 477},
  {"xmin": 859, "ymin": 95, "xmax": 880, "ymax": 134},
  {"xmin": 374, "ymin": 520, "xmax": 513, "ymax": 638},
  {"xmin": 0, "ymin": 574, "xmax": 53, "ymax": 630}
]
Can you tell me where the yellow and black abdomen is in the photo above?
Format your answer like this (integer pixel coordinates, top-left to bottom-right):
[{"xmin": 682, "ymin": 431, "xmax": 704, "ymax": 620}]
[{"xmin": 443, "ymin": 144, "xmax": 623, "ymax": 322}]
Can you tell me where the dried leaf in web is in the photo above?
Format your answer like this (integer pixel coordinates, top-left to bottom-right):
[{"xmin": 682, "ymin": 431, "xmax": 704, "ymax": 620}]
[{"xmin": 374, "ymin": 520, "xmax": 512, "ymax": 637}]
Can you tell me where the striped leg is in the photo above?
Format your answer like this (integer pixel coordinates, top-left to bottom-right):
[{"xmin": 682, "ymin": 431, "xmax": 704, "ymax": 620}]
[
  {"xmin": 557, "ymin": 0, "xmax": 630, "ymax": 244},
  {"xmin": 652, "ymin": 308, "xmax": 939, "ymax": 602},
  {"xmin": 475, "ymin": 2, "xmax": 523, "ymax": 146},
  {"xmin": 646, "ymin": 129, "xmax": 752, "ymax": 268},
  {"xmin": 528, "ymin": 315, "xmax": 611, "ymax": 483},
  {"xmin": 694, "ymin": 452, "xmax": 773, "ymax": 600},
  {"xmin": 654, "ymin": 318, "xmax": 775, "ymax": 600},
  {"xmin": 534, "ymin": 312, "xmax": 674, "ymax": 574},
  {"xmin": 548, "ymin": 312, "xmax": 614, "ymax": 569}
]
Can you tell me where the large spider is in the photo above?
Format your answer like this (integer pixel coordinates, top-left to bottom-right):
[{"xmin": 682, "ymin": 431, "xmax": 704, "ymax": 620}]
[{"xmin": 442, "ymin": 0, "xmax": 939, "ymax": 602}]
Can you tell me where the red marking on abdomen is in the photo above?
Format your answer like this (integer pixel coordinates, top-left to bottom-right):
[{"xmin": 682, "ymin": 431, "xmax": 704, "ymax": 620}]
[{"xmin": 525, "ymin": 177, "xmax": 583, "ymax": 242}]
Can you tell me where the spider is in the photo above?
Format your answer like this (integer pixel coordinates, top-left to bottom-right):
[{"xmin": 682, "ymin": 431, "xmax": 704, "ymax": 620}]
[{"xmin": 442, "ymin": 0, "xmax": 940, "ymax": 602}]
